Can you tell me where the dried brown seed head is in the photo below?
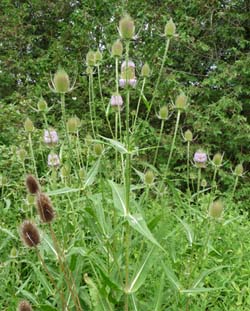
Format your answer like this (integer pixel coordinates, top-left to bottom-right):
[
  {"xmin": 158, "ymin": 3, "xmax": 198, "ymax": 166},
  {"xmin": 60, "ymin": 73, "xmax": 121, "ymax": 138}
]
[
  {"xmin": 20, "ymin": 221, "xmax": 40, "ymax": 248},
  {"xmin": 18, "ymin": 300, "xmax": 33, "ymax": 311},
  {"xmin": 36, "ymin": 193, "xmax": 55, "ymax": 223},
  {"xmin": 26, "ymin": 175, "xmax": 40, "ymax": 194}
]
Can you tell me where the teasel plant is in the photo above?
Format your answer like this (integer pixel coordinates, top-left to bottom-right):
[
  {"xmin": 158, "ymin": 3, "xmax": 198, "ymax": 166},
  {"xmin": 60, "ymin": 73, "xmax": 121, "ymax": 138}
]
[{"xmin": 23, "ymin": 175, "xmax": 83, "ymax": 311}]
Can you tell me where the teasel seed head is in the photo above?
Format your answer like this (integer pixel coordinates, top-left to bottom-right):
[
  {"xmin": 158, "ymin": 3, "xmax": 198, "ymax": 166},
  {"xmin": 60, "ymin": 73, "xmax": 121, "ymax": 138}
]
[
  {"xmin": 141, "ymin": 63, "xmax": 150, "ymax": 78},
  {"xmin": 17, "ymin": 148, "xmax": 27, "ymax": 162},
  {"xmin": 26, "ymin": 175, "xmax": 40, "ymax": 194},
  {"xmin": 111, "ymin": 39, "xmax": 123, "ymax": 57},
  {"xmin": 36, "ymin": 192, "xmax": 55, "ymax": 223},
  {"xmin": 20, "ymin": 221, "xmax": 40, "ymax": 248},
  {"xmin": 159, "ymin": 106, "xmax": 168, "ymax": 120},
  {"xmin": 234, "ymin": 164, "xmax": 244, "ymax": 177},
  {"xmin": 201, "ymin": 179, "xmax": 207, "ymax": 188},
  {"xmin": 53, "ymin": 68, "xmax": 70, "ymax": 93},
  {"xmin": 144, "ymin": 170, "xmax": 155, "ymax": 185},
  {"xmin": 95, "ymin": 50, "xmax": 102, "ymax": 64},
  {"xmin": 119, "ymin": 15, "xmax": 135, "ymax": 40},
  {"xmin": 86, "ymin": 50, "xmax": 96, "ymax": 67},
  {"xmin": 24, "ymin": 118, "xmax": 34, "ymax": 132},
  {"xmin": 61, "ymin": 165, "xmax": 70, "ymax": 178},
  {"xmin": 94, "ymin": 143, "xmax": 103, "ymax": 156},
  {"xmin": 175, "ymin": 93, "xmax": 188, "ymax": 110},
  {"xmin": 17, "ymin": 300, "xmax": 33, "ymax": 311},
  {"xmin": 184, "ymin": 130, "xmax": 193, "ymax": 142},
  {"xmin": 209, "ymin": 200, "xmax": 224, "ymax": 218},
  {"xmin": 37, "ymin": 97, "xmax": 48, "ymax": 112},
  {"xmin": 165, "ymin": 18, "xmax": 176, "ymax": 37},
  {"xmin": 212, "ymin": 152, "xmax": 223, "ymax": 167},
  {"xmin": 67, "ymin": 117, "xmax": 79, "ymax": 133}
]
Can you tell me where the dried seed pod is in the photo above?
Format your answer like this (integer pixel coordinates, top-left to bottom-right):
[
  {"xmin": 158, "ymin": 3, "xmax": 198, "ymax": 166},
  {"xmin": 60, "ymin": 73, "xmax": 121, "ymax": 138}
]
[
  {"xmin": 20, "ymin": 221, "xmax": 40, "ymax": 248},
  {"xmin": 18, "ymin": 300, "xmax": 33, "ymax": 311},
  {"xmin": 36, "ymin": 193, "xmax": 55, "ymax": 223},
  {"xmin": 26, "ymin": 175, "xmax": 40, "ymax": 194}
]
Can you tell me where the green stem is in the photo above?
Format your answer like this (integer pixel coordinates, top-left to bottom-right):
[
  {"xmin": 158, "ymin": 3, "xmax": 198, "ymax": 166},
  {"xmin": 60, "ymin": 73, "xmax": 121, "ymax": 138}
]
[
  {"xmin": 197, "ymin": 167, "xmax": 201, "ymax": 201},
  {"xmin": 187, "ymin": 141, "xmax": 190, "ymax": 192},
  {"xmin": 146, "ymin": 38, "xmax": 170, "ymax": 120},
  {"xmin": 124, "ymin": 40, "xmax": 131, "ymax": 311},
  {"xmin": 115, "ymin": 57, "xmax": 119, "ymax": 93},
  {"xmin": 166, "ymin": 109, "xmax": 181, "ymax": 173},
  {"xmin": 28, "ymin": 133, "xmax": 38, "ymax": 178},
  {"xmin": 98, "ymin": 64, "xmax": 114, "ymax": 138},
  {"xmin": 132, "ymin": 77, "xmax": 146, "ymax": 133},
  {"xmin": 90, "ymin": 71, "xmax": 97, "ymax": 136},
  {"xmin": 153, "ymin": 119, "xmax": 165, "ymax": 167},
  {"xmin": 232, "ymin": 176, "xmax": 239, "ymax": 199},
  {"xmin": 88, "ymin": 73, "xmax": 95, "ymax": 138},
  {"xmin": 208, "ymin": 167, "xmax": 218, "ymax": 207},
  {"xmin": 61, "ymin": 93, "xmax": 70, "ymax": 144}
]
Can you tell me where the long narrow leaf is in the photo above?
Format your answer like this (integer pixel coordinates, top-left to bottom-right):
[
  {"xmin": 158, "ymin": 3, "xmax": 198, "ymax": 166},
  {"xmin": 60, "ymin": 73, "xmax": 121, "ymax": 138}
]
[
  {"xmin": 108, "ymin": 180, "xmax": 126, "ymax": 216},
  {"xmin": 162, "ymin": 261, "xmax": 182, "ymax": 291}
]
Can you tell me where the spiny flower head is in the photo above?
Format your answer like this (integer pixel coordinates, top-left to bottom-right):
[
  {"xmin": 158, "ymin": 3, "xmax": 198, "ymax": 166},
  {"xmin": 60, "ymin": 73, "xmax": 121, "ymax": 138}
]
[
  {"xmin": 194, "ymin": 150, "xmax": 207, "ymax": 168},
  {"xmin": 52, "ymin": 69, "xmax": 70, "ymax": 93},
  {"xmin": 110, "ymin": 93, "xmax": 123, "ymax": 110},
  {"xmin": 111, "ymin": 39, "xmax": 123, "ymax": 57},
  {"xmin": 234, "ymin": 164, "xmax": 244, "ymax": 177},
  {"xmin": 37, "ymin": 97, "xmax": 48, "ymax": 112},
  {"xmin": 95, "ymin": 50, "xmax": 102, "ymax": 64},
  {"xmin": 26, "ymin": 175, "xmax": 40, "ymax": 194},
  {"xmin": 36, "ymin": 192, "xmax": 55, "ymax": 223},
  {"xmin": 209, "ymin": 200, "xmax": 224, "ymax": 218},
  {"xmin": 86, "ymin": 50, "xmax": 96, "ymax": 67},
  {"xmin": 24, "ymin": 118, "xmax": 34, "ymax": 132},
  {"xmin": 119, "ymin": 15, "xmax": 135, "ymax": 40},
  {"xmin": 212, "ymin": 152, "xmax": 223, "ymax": 167},
  {"xmin": 175, "ymin": 93, "xmax": 188, "ymax": 110},
  {"xmin": 159, "ymin": 106, "xmax": 168, "ymax": 120},
  {"xmin": 48, "ymin": 153, "xmax": 60, "ymax": 167},
  {"xmin": 165, "ymin": 18, "xmax": 176, "ymax": 37},
  {"xmin": 141, "ymin": 62, "xmax": 150, "ymax": 78},
  {"xmin": 44, "ymin": 129, "xmax": 59, "ymax": 145},
  {"xmin": 17, "ymin": 300, "xmax": 32, "ymax": 311},
  {"xmin": 20, "ymin": 221, "xmax": 40, "ymax": 248},
  {"xmin": 184, "ymin": 130, "xmax": 193, "ymax": 142}
]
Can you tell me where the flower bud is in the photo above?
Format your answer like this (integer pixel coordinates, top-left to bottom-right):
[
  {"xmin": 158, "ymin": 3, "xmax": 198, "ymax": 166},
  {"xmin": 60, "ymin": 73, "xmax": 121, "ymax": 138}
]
[
  {"xmin": 61, "ymin": 165, "xmax": 70, "ymax": 177},
  {"xmin": 144, "ymin": 170, "xmax": 154, "ymax": 185},
  {"xmin": 234, "ymin": 164, "xmax": 243, "ymax": 177},
  {"xmin": 86, "ymin": 50, "xmax": 96, "ymax": 67},
  {"xmin": 10, "ymin": 247, "xmax": 18, "ymax": 258},
  {"xmin": 159, "ymin": 106, "xmax": 168, "ymax": 120},
  {"xmin": 26, "ymin": 194, "xmax": 35, "ymax": 205},
  {"xmin": 18, "ymin": 300, "xmax": 33, "ymax": 311},
  {"xmin": 17, "ymin": 148, "xmax": 27, "ymax": 162},
  {"xmin": 20, "ymin": 220, "xmax": 40, "ymax": 248},
  {"xmin": 37, "ymin": 97, "xmax": 48, "ymax": 112},
  {"xmin": 94, "ymin": 143, "xmax": 103, "ymax": 156},
  {"xmin": 24, "ymin": 118, "xmax": 34, "ymax": 132},
  {"xmin": 111, "ymin": 39, "xmax": 123, "ymax": 57},
  {"xmin": 53, "ymin": 69, "xmax": 70, "ymax": 93},
  {"xmin": 209, "ymin": 200, "xmax": 224, "ymax": 218},
  {"xmin": 95, "ymin": 50, "xmax": 102, "ymax": 64},
  {"xmin": 67, "ymin": 117, "xmax": 79, "ymax": 133},
  {"xmin": 165, "ymin": 18, "xmax": 176, "ymax": 37},
  {"xmin": 141, "ymin": 63, "xmax": 150, "ymax": 77},
  {"xmin": 175, "ymin": 93, "xmax": 188, "ymax": 110},
  {"xmin": 86, "ymin": 66, "xmax": 93, "ymax": 75},
  {"xmin": 119, "ymin": 15, "xmax": 135, "ymax": 40},
  {"xmin": 85, "ymin": 134, "xmax": 93, "ymax": 146},
  {"xmin": 184, "ymin": 130, "xmax": 193, "ymax": 142},
  {"xmin": 79, "ymin": 168, "xmax": 86, "ymax": 179},
  {"xmin": 201, "ymin": 179, "xmax": 207, "ymax": 188},
  {"xmin": 48, "ymin": 153, "xmax": 60, "ymax": 167},
  {"xmin": 213, "ymin": 153, "xmax": 223, "ymax": 167}
]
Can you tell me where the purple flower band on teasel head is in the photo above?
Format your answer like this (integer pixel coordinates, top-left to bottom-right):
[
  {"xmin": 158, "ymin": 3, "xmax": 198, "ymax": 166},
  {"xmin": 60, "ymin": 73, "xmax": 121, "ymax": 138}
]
[
  {"xmin": 44, "ymin": 130, "xmax": 59, "ymax": 144},
  {"xmin": 121, "ymin": 60, "xmax": 135, "ymax": 70},
  {"xmin": 110, "ymin": 94, "xmax": 123, "ymax": 107},
  {"xmin": 119, "ymin": 78, "xmax": 137, "ymax": 88},
  {"xmin": 48, "ymin": 153, "xmax": 60, "ymax": 167},
  {"xmin": 193, "ymin": 150, "xmax": 207, "ymax": 163}
]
